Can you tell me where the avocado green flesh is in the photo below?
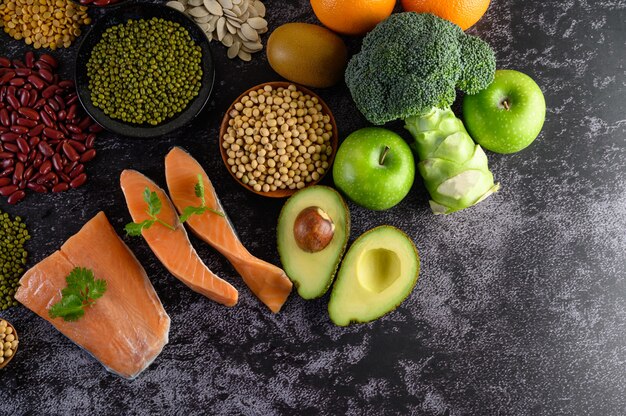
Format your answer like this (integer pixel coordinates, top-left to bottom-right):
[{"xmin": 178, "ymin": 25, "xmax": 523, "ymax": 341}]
[
  {"xmin": 328, "ymin": 226, "xmax": 419, "ymax": 326},
  {"xmin": 277, "ymin": 186, "xmax": 350, "ymax": 299}
]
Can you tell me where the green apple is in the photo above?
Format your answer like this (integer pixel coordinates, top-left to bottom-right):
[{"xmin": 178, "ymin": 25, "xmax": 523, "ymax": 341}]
[
  {"xmin": 333, "ymin": 127, "xmax": 414, "ymax": 211},
  {"xmin": 463, "ymin": 69, "xmax": 546, "ymax": 154}
]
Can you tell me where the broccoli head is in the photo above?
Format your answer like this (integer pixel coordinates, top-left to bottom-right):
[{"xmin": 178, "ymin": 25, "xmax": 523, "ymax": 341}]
[{"xmin": 345, "ymin": 12, "xmax": 496, "ymax": 125}]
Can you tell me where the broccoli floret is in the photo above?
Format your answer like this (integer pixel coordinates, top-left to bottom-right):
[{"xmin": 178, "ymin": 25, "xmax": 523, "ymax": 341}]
[{"xmin": 345, "ymin": 12, "xmax": 496, "ymax": 125}]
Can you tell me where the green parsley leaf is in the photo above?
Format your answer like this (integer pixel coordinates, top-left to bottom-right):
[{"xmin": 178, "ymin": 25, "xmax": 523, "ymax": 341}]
[
  {"xmin": 178, "ymin": 174, "xmax": 225, "ymax": 223},
  {"xmin": 48, "ymin": 267, "xmax": 108, "ymax": 322},
  {"xmin": 126, "ymin": 188, "xmax": 175, "ymax": 236},
  {"xmin": 49, "ymin": 294, "xmax": 84, "ymax": 322},
  {"xmin": 124, "ymin": 220, "xmax": 154, "ymax": 237}
]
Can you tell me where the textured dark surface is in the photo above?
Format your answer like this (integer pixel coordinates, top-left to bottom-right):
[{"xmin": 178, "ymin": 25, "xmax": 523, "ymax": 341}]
[{"xmin": 1, "ymin": 0, "xmax": 625, "ymax": 414}]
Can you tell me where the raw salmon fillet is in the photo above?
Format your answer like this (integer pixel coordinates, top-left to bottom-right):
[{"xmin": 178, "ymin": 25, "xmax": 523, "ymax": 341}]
[
  {"xmin": 15, "ymin": 212, "xmax": 170, "ymax": 379},
  {"xmin": 120, "ymin": 169, "xmax": 238, "ymax": 307},
  {"xmin": 165, "ymin": 147, "xmax": 292, "ymax": 313}
]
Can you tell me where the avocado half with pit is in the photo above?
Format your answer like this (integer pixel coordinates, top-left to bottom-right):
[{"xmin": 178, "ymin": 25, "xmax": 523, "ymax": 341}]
[
  {"xmin": 277, "ymin": 186, "xmax": 350, "ymax": 299},
  {"xmin": 328, "ymin": 226, "xmax": 420, "ymax": 326}
]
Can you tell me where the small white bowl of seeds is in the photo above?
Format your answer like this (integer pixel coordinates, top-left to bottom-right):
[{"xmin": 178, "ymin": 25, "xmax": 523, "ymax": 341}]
[
  {"xmin": 0, "ymin": 319, "xmax": 18, "ymax": 369},
  {"xmin": 219, "ymin": 82, "xmax": 338, "ymax": 198}
]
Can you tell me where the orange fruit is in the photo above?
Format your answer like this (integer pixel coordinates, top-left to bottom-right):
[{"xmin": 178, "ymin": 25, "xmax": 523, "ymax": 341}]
[
  {"xmin": 310, "ymin": 0, "xmax": 396, "ymax": 36},
  {"xmin": 400, "ymin": 0, "xmax": 490, "ymax": 30}
]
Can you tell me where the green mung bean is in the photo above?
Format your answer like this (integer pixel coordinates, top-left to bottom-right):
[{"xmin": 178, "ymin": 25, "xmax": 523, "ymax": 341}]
[
  {"xmin": 0, "ymin": 210, "xmax": 29, "ymax": 310},
  {"xmin": 86, "ymin": 18, "xmax": 203, "ymax": 125}
]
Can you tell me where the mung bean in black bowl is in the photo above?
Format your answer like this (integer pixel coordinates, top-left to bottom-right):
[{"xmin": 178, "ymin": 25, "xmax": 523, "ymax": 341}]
[{"xmin": 75, "ymin": 3, "xmax": 215, "ymax": 138}]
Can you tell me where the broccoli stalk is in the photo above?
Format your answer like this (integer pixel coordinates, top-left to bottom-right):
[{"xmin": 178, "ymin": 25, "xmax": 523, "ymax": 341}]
[{"xmin": 345, "ymin": 12, "xmax": 499, "ymax": 214}]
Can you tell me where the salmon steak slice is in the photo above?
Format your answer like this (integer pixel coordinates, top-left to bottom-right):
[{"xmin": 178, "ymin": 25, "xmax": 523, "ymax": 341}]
[
  {"xmin": 120, "ymin": 169, "xmax": 238, "ymax": 307},
  {"xmin": 15, "ymin": 212, "xmax": 170, "ymax": 379},
  {"xmin": 165, "ymin": 147, "xmax": 292, "ymax": 313}
]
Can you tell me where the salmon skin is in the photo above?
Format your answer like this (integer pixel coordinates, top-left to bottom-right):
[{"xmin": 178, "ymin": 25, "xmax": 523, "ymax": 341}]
[
  {"xmin": 165, "ymin": 147, "xmax": 292, "ymax": 313},
  {"xmin": 15, "ymin": 212, "xmax": 170, "ymax": 379},
  {"xmin": 120, "ymin": 169, "xmax": 239, "ymax": 307}
]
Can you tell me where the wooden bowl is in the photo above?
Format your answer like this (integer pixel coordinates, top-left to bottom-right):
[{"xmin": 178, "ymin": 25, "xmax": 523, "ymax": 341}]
[
  {"xmin": 0, "ymin": 319, "xmax": 18, "ymax": 370},
  {"xmin": 219, "ymin": 82, "xmax": 339, "ymax": 198}
]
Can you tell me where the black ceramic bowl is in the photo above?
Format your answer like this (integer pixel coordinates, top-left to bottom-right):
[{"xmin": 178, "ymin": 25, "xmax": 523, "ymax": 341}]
[{"xmin": 75, "ymin": 3, "xmax": 215, "ymax": 138}]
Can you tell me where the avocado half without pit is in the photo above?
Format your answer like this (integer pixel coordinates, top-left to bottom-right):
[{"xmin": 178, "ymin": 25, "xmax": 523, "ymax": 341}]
[
  {"xmin": 277, "ymin": 186, "xmax": 350, "ymax": 299},
  {"xmin": 328, "ymin": 226, "xmax": 420, "ymax": 326}
]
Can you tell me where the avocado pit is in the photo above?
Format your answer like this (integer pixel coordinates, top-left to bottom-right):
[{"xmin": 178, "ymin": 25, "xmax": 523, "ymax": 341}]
[{"xmin": 293, "ymin": 206, "xmax": 335, "ymax": 253}]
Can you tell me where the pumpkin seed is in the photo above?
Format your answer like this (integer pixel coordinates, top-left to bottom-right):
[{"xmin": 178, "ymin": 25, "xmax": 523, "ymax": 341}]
[
  {"xmin": 222, "ymin": 32, "xmax": 234, "ymax": 47},
  {"xmin": 253, "ymin": 1, "xmax": 265, "ymax": 17},
  {"xmin": 242, "ymin": 40, "xmax": 262, "ymax": 51},
  {"xmin": 226, "ymin": 20, "xmax": 237, "ymax": 34},
  {"xmin": 203, "ymin": 0, "xmax": 223, "ymax": 16},
  {"xmin": 188, "ymin": 0, "xmax": 203, "ymax": 6},
  {"xmin": 240, "ymin": 22, "xmax": 258, "ymax": 42},
  {"xmin": 238, "ymin": 50, "xmax": 251, "ymax": 62},
  {"xmin": 223, "ymin": 8, "xmax": 237, "ymax": 18},
  {"xmin": 246, "ymin": 16, "xmax": 266, "ymax": 30},
  {"xmin": 216, "ymin": 16, "xmax": 226, "ymax": 40},
  {"xmin": 189, "ymin": 6, "xmax": 210, "ymax": 17},
  {"xmin": 166, "ymin": 1, "xmax": 186, "ymax": 12},
  {"xmin": 195, "ymin": 14, "xmax": 212, "ymax": 23},
  {"xmin": 227, "ymin": 41, "xmax": 241, "ymax": 59},
  {"xmin": 217, "ymin": 0, "xmax": 233, "ymax": 9}
]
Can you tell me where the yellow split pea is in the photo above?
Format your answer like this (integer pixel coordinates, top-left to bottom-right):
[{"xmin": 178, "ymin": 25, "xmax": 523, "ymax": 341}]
[
  {"xmin": 223, "ymin": 84, "xmax": 334, "ymax": 193},
  {"xmin": 0, "ymin": 0, "xmax": 90, "ymax": 49}
]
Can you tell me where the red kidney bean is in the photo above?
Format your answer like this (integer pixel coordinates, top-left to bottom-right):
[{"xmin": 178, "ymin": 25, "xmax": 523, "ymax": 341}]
[
  {"xmin": 39, "ymin": 160, "xmax": 52, "ymax": 174},
  {"xmin": 0, "ymin": 185, "xmax": 18, "ymax": 196},
  {"xmin": 27, "ymin": 182, "xmax": 46, "ymax": 193},
  {"xmin": 25, "ymin": 52, "xmax": 35, "ymax": 68},
  {"xmin": 85, "ymin": 134, "xmax": 95, "ymax": 149},
  {"xmin": 44, "ymin": 127, "xmax": 63, "ymax": 140},
  {"xmin": 53, "ymin": 95, "xmax": 65, "ymax": 110},
  {"xmin": 28, "ymin": 137, "xmax": 39, "ymax": 148},
  {"xmin": 10, "ymin": 111, "xmax": 18, "ymax": 125},
  {"xmin": 71, "ymin": 133, "xmax": 86, "ymax": 141},
  {"xmin": 23, "ymin": 84, "xmax": 32, "ymax": 91},
  {"xmin": 69, "ymin": 173, "xmax": 86, "ymax": 188},
  {"xmin": 28, "ymin": 90, "xmax": 38, "ymax": 107},
  {"xmin": 9, "ymin": 77, "xmax": 25, "ymax": 87},
  {"xmin": 17, "ymin": 118, "xmax": 37, "ymax": 128},
  {"xmin": 23, "ymin": 165, "xmax": 33, "ymax": 180},
  {"xmin": 19, "ymin": 107, "xmax": 39, "ymax": 120},
  {"xmin": 1, "ymin": 132, "xmax": 18, "ymax": 142},
  {"xmin": 6, "ymin": 94, "xmax": 20, "ymax": 110},
  {"xmin": 28, "ymin": 124, "xmax": 44, "ymax": 137},
  {"xmin": 40, "ymin": 110, "xmax": 54, "ymax": 127},
  {"xmin": 42, "ymin": 85, "xmax": 57, "ymax": 99},
  {"xmin": 62, "ymin": 142, "xmax": 79, "ymax": 161},
  {"xmin": 66, "ymin": 124, "xmax": 81, "ymax": 134},
  {"xmin": 78, "ymin": 117, "xmax": 92, "ymax": 130},
  {"xmin": 6, "ymin": 86, "xmax": 15, "ymax": 96},
  {"xmin": 51, "ymin": 153, "xmax": 63, "ymax": 171},
  {"xmin": 0, "ymin": 71, "xmax": 15, "ymax": 84},
  {"xmin": 0, "ymin": 152, "xmax": 12, "ymax": 159},
  {"xmin": 13, "ymin": 161, "xmax": 24, "ymax": 182},
  {"xmin": 0, "ymin": 87, "xmax": 6, "ymax": 103},
  {"xmin": 58, "ymin": 109, "xmax": 67, "ymax": 122},
  {"xmin": 0, "ymin": 167, "xmax": 14, "ymax": 177},
  {"xmin": 38, "ymin": 69, "xmax": 53, "ymax": 83},
  {"xmin": 34, "ymin": 60, "xmax": 52, "ymax": 72},
  {"xmin": 37, "ymin": 141, "xmax": 54, "ymax": 157},
  {"xmin": 0, "ymin": 159, "xmax": 13, "ymax": 168},
  {"xmin": 15, "ymin": 68, "xmax": 31, "ymax": 77},
  {"xmin": 3, "ymin": 143, "xmax": 18, "ymax": 153},
  {"xmin": 64, "ymin": 160, "xmax": 78, "ymax": 174},
  {"xmin": 12, "ymin": 60, "xmax": 25, "ymax": 68},
  {"xmin": 68, "ymin": 140, "xmax": 86, "ymax": 153},
  {"xmin": 16, "ymin": 152, "xmax": 27, "ymax": 163},
  {"xmin": 80, "ymin": 149, "xmax": 96, "ymax": 162},
  {"xmin": 52, "ymin": 182, "xmax": 69, "ymax": 192},
  {"xmin": 0, "ymin": 178, "xmax": 9, "ymax": 186},
  {"xmin": 33, "ymin": 98, "xmax": 46, "ymax": 110},
  {"xmin": 58, "ymin": 80, "xmax": 73, "ymax": 89},
  {"xmin": 43, "ymin": 104, "xmax": 57, "ymax": 119},
  {"xmin": 0, "ymin": 109, "xmax": 8, "ymax": 126},
  {"xmin": 16, "ymin": 137, "xmax": 29, "ymax": 154},
  {"xmin": 0, "ymin": 58, "xmax": 10, "ymax": 68},
  {"xmin": 7, "ymin": 190, "xmax": 25, "ymax": 204},
  {"xmin": 66, "ymin": 104, "xmax": 78, "ymax": 121},
  {"xmin": 27, "ymin": 74, "xmax": 45, "ymax": 90},
  {"xmin": 39, "ymin": 54, "xmax": 58, "ymax": 69},
  {"xmin": 58, "ymin": 172, "xmax": 71, "ymax": 183},
  {"xmin": 69, "ymin": 164, "xmax": 84, "ymax": 179},
  {"xmin": 89, "ymin": 124, "xmax": 104, "ymax": 133},
  {"xmin": 18, "ymin": 89, "xmax": 29, "ymax": 106},
  {"xmin": 10, "ymin": 125, "xmax": 28, "ymax": 134}
]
